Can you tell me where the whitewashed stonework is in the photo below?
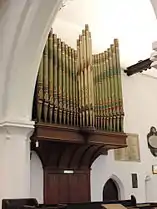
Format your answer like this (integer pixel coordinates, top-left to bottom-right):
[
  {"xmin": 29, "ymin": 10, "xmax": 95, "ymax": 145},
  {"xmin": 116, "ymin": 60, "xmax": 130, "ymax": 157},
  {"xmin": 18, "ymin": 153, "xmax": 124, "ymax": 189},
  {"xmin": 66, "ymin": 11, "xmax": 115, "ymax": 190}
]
[{"xmin": 0, "ymin": 120, "xmax": 34, "ymax": 203}]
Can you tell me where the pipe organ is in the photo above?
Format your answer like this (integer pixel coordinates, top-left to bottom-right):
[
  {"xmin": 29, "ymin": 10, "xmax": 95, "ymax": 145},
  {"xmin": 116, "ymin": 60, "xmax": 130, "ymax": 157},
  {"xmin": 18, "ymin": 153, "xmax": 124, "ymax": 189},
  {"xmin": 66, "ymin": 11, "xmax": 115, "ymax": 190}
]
[
  {"xmin": 34, "ymin": 25, "xmax": 124, "ymax": 132},
  {"xmin": 32, "ymin": 25, "xmax": 127, "ymax": 204}
]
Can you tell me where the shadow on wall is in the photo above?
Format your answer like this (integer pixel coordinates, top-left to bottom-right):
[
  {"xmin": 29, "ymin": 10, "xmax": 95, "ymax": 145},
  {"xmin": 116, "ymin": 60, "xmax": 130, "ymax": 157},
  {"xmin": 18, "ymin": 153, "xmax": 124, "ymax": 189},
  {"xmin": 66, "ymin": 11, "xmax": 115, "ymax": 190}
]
[
  {"xmin": 30, "ymin": 151, "xmax": 43, "ymax": 204},
  {"xmin": 103, "ymin": 175, "xmax": 125, "ymax": 201}
]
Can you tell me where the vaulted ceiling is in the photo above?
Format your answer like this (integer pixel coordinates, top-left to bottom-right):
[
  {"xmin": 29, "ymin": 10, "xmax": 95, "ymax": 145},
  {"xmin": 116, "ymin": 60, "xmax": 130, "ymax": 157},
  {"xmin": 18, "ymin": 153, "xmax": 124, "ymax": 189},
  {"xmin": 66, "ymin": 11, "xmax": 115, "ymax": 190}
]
[{"xmin": 52, "ymin": 0, "xmax": 157, "ymax": 76}]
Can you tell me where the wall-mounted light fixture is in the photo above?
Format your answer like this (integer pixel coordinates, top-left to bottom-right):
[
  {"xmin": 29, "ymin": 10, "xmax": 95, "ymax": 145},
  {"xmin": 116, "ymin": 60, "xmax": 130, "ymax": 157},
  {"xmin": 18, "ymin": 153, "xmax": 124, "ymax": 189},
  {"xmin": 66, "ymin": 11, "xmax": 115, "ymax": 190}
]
[{"xmin": 35, "ymin": 140, "xmax": 39, "ymax": 148}]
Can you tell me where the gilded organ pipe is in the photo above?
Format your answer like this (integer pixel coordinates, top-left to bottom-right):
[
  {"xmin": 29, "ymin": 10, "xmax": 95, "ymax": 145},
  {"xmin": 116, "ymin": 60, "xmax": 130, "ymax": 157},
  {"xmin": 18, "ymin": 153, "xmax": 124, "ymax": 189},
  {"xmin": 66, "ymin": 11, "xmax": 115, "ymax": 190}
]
[
  {"xmin": 58, "ymin": 38, "xmax": 62, "ymax": 124},
  {"xmin": 100, "ymin": 53, "xmax": 104, "ymax": 129},
  {"xmin": 61, "ymin": 42, "xmax": 66, "ymax": 125},
  {"xmin": 103, "ymin": 52, "xmax": 109, "ymax": 130},
  {"xmin": 101, "ymin": 53, "xmax": 105, "ymax": 130},
  {"xmin": 43, "ymin": 40, "xmax": 49, "ymax": 122},
  {"xmin": 92, "ymin": 55, "xmax": 96, "ymax": 127},
  {"xmin": 53, "ymin": 34, "xmax": 58, "ymax": 124},
  {"xmin": 71, "ymin": 49, "xmax": 75, "ymax": 126},
  {"xmin": 65, "ymin": 44, "xmax": 70, "ymax": 125},
  {"xmin": 86, "ymin": 27, "xmax": 94, "ymax": 127},
  {"xmin": 77, "ymin": 39, "xmax": 82, "ymax": 126},
  {"xmin": 114, "ymin": 39, "xmax": 124, "ymax": 132},
  {"xmin": 48, "ymin": 29, "xmax": 54, "ymax": 123},
  {"xmin": 95, "ymin": 55, "xmax": 99, "ymax": 128},
  {"xmin": 74, "ymin": 50, "xmax": 79, "ymax": 126},
  {"xmin": 37, "ymin": 56, "xmax": 43, "ymax": 122},
  {"xmin": 68, "ymin": 47, "xmax": 72, "ymax": 125},
  {"xmin": 111, "ymin": 44, "xmax": 119, "ymax": 131},
  {"xmin": 82, "ymin": 29, "xmax": 89, "ymax": 126}
]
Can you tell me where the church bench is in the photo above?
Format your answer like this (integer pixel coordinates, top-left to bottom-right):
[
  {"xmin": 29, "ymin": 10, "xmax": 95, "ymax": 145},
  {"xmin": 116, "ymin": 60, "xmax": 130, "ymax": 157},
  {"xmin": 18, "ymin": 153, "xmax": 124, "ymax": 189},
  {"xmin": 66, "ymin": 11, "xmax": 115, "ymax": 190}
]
[
  {"xmin": 2, "ymin": 196, "xmax": 136, "ymax": 209},
  {"xmin": 2, "ymin": 199, "xmax": 38, "ymax": 209},
  {"xmin": 131, "ymin": 203, "xmax": 157, "ymax": 209},
  {"xmin": 2, "ymin": 199, "xmax": 67, "ymax": 209}
]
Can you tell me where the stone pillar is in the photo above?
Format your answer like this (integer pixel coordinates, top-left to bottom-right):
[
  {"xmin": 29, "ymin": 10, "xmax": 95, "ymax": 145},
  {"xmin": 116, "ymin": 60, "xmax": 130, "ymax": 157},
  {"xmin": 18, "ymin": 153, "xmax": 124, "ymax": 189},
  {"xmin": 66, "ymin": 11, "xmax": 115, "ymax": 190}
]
[{"xmin": 0, "ymin": 120, "xmax": 34, "ymax": 206}]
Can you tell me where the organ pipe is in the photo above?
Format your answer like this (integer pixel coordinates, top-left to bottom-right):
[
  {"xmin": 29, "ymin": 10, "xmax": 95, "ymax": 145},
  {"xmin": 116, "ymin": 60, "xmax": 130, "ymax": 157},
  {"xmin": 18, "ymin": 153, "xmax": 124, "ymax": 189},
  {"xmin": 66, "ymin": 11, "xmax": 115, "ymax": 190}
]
[
  {"xmin": 35, "ymin": 25, "xmax": 124, "ymax": 133},
  {"xmin": 43, "ymin": 39, "xmax": 49, "ymax": 122},
  {"xmin": 48, "ymin": 29, "xmax": 54, "ymax": 123}
]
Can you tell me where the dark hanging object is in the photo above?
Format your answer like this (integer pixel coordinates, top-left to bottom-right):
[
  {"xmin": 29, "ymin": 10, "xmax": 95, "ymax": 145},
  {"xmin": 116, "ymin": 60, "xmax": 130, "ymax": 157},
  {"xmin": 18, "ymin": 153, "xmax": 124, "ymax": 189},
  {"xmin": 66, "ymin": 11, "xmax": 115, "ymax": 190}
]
[{"xmin": 124, "ymin": 58, "xmax": 152, "ymax": 76}]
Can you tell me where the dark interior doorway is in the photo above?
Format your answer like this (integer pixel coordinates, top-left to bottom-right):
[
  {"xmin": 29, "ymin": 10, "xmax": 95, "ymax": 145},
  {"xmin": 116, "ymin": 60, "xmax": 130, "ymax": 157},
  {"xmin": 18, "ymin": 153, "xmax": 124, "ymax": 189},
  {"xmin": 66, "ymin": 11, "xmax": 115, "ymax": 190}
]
[{"xmin": 103, "ymin": 179, "xmax": 119, "ymax": 201}]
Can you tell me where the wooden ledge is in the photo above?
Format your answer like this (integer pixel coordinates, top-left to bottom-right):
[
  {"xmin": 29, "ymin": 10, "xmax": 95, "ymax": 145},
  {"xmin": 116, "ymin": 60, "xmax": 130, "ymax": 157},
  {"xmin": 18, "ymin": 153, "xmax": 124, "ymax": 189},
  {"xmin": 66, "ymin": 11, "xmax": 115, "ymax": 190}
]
[{"xmin": 32, "ymin": 122, "xmax": 127, "ymax": 150}]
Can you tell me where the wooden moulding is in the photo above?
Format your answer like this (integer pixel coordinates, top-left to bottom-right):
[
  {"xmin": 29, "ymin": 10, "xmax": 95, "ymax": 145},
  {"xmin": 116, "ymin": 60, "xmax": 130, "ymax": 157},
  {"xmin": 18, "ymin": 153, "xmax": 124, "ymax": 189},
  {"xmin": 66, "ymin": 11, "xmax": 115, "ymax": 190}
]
[{"xmin": 32, "ymin": 122, "xmax": 127, "ymax": 151}]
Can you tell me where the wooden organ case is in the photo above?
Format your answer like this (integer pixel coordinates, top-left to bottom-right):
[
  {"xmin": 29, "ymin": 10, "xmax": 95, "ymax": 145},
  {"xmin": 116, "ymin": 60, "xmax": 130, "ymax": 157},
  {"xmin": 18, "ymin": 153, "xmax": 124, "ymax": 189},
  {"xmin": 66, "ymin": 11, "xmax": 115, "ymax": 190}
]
[{"xmin": 31, "ymin": 25, "xmax": 127, "ymax": 204}]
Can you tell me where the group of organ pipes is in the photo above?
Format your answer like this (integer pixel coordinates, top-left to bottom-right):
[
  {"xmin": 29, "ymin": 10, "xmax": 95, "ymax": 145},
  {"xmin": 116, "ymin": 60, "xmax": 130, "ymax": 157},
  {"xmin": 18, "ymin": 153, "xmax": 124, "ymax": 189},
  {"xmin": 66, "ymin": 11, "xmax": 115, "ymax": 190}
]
[{"xmin": 35, "ymin": 25, "xmax": 124, "ymax": 132}]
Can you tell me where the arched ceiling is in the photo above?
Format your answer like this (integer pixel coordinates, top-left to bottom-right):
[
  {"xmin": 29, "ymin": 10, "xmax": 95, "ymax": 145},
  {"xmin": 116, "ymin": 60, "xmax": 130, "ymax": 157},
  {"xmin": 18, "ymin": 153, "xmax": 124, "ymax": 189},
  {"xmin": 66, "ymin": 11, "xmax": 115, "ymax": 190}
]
[{"xmin": 52, "ymin": 0, "xmax": 157, "ymax": 74}]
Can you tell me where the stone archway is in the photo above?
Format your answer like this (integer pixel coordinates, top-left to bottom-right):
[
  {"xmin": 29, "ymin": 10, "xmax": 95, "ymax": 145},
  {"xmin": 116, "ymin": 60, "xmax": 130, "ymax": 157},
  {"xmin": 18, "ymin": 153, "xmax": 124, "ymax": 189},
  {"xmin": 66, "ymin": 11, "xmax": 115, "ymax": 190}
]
[
  {"xmin": 0, "ymin": 0, "xmax": 63, "ymax": 124},
  {"xmin": 103, "ymin": 175, "xmax": 125, "ymax": 201},
  {"xmin": 103, "ymin": 179, "xmax": 119, "ymax": 201}
]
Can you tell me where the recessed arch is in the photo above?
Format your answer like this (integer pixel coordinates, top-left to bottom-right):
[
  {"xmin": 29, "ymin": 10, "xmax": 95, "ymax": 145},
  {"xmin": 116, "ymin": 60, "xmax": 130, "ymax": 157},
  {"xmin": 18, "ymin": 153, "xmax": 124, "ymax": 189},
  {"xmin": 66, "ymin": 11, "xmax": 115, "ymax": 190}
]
[{"xmin": 103, "ymin": 175, "xmax": 125, "ymax": 201}]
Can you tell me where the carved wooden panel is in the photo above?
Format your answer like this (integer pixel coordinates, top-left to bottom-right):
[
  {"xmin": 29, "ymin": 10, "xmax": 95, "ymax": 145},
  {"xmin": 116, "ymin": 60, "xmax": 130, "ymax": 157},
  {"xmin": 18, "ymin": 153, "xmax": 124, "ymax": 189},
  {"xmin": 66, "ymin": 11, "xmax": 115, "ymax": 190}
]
[{"xmin": 44, "ymin": 169, "xmax": 90, "ymax": 204}]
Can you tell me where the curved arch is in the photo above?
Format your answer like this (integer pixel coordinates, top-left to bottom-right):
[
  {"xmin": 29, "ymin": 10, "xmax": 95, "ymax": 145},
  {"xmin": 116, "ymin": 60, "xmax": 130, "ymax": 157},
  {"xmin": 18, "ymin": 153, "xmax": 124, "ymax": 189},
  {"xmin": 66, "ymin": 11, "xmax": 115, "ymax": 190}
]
[
  {"xmin": 0, "ymin": 0, "xmax": 62, "ymax": 123},
  {"xmin": 103, "ymin": 178, "xmax": 119, "ymax": 201},
  {"xmin": 104, "ymin": 175, "xmax": 125, "ymax": 200}
]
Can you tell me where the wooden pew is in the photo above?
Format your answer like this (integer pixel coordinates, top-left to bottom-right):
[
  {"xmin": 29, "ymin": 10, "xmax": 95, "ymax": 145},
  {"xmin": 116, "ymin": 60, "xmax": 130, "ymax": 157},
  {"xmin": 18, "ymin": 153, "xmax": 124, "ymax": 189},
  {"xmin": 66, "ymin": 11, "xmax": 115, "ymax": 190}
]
[
  {"xmin": 2, "ymin": 199, "xmax": 38, "ymax": 209},
  {"xmin": 130, "ymin": 203, "xmax": 157, "ymax": 209},
  {"xmin": 2, "ymin": 196, "xmax": 136, "ymax": 209},
  {"xmin": 2, "ymin": 199, "xmax": 66, "ymax": 209}
]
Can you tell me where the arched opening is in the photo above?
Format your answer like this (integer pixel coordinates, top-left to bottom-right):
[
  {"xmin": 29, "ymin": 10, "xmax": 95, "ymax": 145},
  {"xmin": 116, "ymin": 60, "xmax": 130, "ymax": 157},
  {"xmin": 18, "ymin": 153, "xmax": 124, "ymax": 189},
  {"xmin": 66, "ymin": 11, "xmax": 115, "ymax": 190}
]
[{"xmin": 103, "ymin": 179, "xmax": 119, "ymax": 201}]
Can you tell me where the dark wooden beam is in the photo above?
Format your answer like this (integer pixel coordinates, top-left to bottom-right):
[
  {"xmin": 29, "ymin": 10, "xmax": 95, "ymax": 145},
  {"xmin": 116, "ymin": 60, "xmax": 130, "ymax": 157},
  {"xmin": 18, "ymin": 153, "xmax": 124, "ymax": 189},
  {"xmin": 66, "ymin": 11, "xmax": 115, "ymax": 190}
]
[
  {"xmin": 124, "ymin": 58, "xmax": 152, "ymax": 76},
  {"xmin": 31, "ymin": 122, "xmax": 127, "ymax": 151}
]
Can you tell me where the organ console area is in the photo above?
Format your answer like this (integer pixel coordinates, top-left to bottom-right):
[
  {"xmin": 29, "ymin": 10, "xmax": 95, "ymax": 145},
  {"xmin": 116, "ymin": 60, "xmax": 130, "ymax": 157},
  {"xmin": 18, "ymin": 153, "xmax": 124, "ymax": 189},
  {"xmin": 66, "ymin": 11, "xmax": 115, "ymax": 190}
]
[{"xmin": 31, "ymin": 25, "xmax": 127, "ymax": 204}]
